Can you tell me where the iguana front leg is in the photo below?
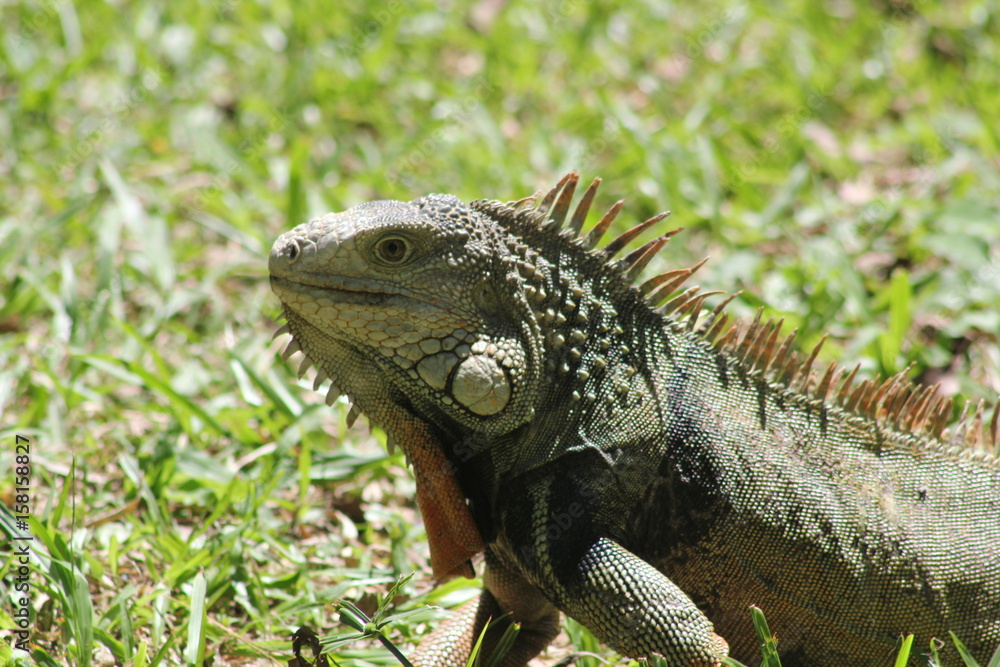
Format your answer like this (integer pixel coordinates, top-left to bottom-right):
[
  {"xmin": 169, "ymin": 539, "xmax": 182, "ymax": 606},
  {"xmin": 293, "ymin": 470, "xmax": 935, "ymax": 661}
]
[
  {"xmin": 490, "ymin": 469, "xmax": 729, "ymax": 666},
  {"xmin": 411, "ymin": 549, "xmax": 560, "ymax": 666},
  {"xmin": 549, "ymin": 537, "xmax": 728, "ymax": 665}
]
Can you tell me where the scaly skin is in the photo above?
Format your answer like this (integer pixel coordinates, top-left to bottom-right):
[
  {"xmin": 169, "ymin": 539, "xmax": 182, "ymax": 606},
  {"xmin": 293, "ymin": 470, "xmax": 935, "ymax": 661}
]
[{"xmin": 268, "ymin": 173, "xmax": 1000, "ymax": 666}]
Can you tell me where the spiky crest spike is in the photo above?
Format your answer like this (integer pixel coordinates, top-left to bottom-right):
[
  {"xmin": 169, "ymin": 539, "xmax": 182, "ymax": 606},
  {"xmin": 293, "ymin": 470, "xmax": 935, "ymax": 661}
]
[
  {"xmin": 794, "ymin": 335, "xmax": 827, "ymax": 391},
  {"xmin": 641, "ymin": 253, "xmax": 705, "ymax": 302},
  {"xmin": 895, "ymin": 385, "xmax": 927, "ymax": 429},
  {"xmin": 769, "ymin": 329, "xmax": 799, "ymax": 380},
  {"xmin": 928, "ymin": 397, "xmax": 951, "ymax": 441},
  {"xmin": 704, "ymin": 313, "xmax": 730, "ymax": 346},
  {"xmin": 923, "ymin": 396, "xmax": 944, "ymax": 435},
  {"xmin": 734, "ymin": 308, "xmax": 764, "ymax": 363},
  {"xmin": 874, "ymin": 371, "xmax": 909, "ymax": 417},
  {"xmin": 656, "ymin": 286, "xmax": 702, "ymax": 315},
  {"xmin": 754, "ymin": 319, "xmax": 784, "ymax": 375},
  {"xmin": 623, "ymin": 236, "xmax": 671, "ymax": 283},
  {"xmin": 884, "ymin": 382, "xmax": 911, "ymax": 424},
  {"xmin": 875, "ymin": 378, "xmax": 901, "ymax": 422},
  {"xmin": 512, "ymin": 194, "xmax": 537, "ymax": 210},
  {"xmin": 568, "ymin": 177, "xmax": 601, "ymax": 235},
  {"xmin": 843, "ymin": 380, "xmax": 868, "ymax": 413},
  {"xmin": 584, "ymin": 200, "xmax": 625, "ymax": 248},
  {"xmin": 680, "ymin": 292, "xmax": 724, "ymax": 331},
  {"xmin": 921, "ymin": 392, "xmax": 949, "ymax": 434},
  {"xmin": 682, "ymin": 295, "xmax": 711, "ymax": 331},
  {"xmin": 325, "ymin": 383, "xmax": 342, "ymax": 406},
  {"xmin": 697, "ymin": 292, "xmax": 741, "ymax": 341},
  {"xmin": 778, "ymin": 352, "xmax": 802, "ymax": 387},
  {"xmin": 815, "ymin": 361, "xmax": 839, "ymax": 400},
  {"xmin": 743, "ymin": 320, "xmax": 769, "ymax": 372},
  {"xmin": 641, "ymin": 267, "xmax": 687, "ymax": 298},
  {"xmin": 600, "ymin": 212, "xmax": 671, "ymax": 259},
  {"xmin": 969, "ymin": 400, "xmax": 986, "ymax": 450},
  {"xmin": 533, "ymin": 173, "xmax": 575, "ymax": 223},
  {"xmin": 746, "ymin": 321, "xmax": 772, "ymax": 373},
  {"xmin": 856, "ymin": 378, "xmax": 879, "ymax": 415},
  {"xmin": 901, "ymin": 385, "xmax": 935, "ymax": 431},
  {"xmin": 988, "ymin": 403, "xmax": 999, "ymax": 454},
  {"xmin": 836, "ymin": 363, "xmax": 862, "ymax": 404},
  {"xmin": 929, "ymin": 396, "xmax": 952, "ymax": 436},
  {"xmin": 780, "ymin": 346, "xmax": 805, "ymax": 388},
  {"xmin": 748, "ymin": 314, "xmax": 776, "ymax": 368},
  {"xmin": 914, "ymin": 387, "xmax": 942, "ymax": 430},
  {"xmin": 715, "ymin": 322, "xmax": 741, "ymax": 352},
  {"xmin": 949, "ymin": 399, "xmax": 972, "ymax": 444},
  {"xmin": 860, "ymin": 379, "xmax": 883, "ymax": 415},
  {"xmin": 863, "ymin": 373, "xmax": 912, "ymax": 419},
  {"xmin": 549, "ymin": 171, "xmax": 580, "ymax": 228}
]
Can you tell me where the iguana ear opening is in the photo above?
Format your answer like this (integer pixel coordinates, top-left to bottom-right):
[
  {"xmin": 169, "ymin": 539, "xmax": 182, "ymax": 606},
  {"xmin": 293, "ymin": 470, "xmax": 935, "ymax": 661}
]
[{"xmin": 472, "ymin": 278, "xmax": 502, "ymax": 317}]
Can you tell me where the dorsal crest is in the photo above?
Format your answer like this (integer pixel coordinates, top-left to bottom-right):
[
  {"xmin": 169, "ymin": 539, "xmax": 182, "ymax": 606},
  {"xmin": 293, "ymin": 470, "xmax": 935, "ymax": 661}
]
[{"xmin": 472, "ymin": 171, "xmax": 999, "ymax": 457}]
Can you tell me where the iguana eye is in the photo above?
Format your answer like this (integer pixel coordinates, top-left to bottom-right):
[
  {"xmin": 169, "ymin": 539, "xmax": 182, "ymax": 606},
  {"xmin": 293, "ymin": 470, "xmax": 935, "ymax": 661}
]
[{"xmin": 376, "ymin": 236, "xmax": 409, "ymax": 263}]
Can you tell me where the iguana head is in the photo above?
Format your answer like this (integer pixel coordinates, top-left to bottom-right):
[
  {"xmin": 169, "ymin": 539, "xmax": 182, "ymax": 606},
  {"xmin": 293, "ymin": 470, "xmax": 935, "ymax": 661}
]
[{"xmin": 269, "ymin": 194, "xmax": 544, "ymax": 435}]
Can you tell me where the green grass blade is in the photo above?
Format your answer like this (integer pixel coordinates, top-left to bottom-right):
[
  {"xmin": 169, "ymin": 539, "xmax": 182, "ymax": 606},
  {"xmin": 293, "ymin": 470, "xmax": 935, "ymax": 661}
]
[
  {"xmin": 184, "ymin": 572, "xmax": 208, "ymax": 667},
  {"xmin": 986, "ymin": 642, "xmax": 1000, "ymax": 667},
  {"xmin": 62, "ymin": 563, "xmax": 94, "ymax": 667},
  {"xmin": 749, "ymin": 605, "xmax": 782, "ymax": 667},
  {"xmin": 482, "ymin": 618, "xmax": 519, "ymax": 667},
  {"xmin": 894, "ymin": 634, "xmax": 914, "ymax": 667},
  {"xmin": 949, "ymin": 631, "xmax": 983, "ymax": 667}
]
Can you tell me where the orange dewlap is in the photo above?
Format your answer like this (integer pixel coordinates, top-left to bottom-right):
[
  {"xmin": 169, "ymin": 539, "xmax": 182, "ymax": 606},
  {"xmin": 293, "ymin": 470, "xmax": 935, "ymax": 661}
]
[{"xmin": 404, "ymin": 425, "xmax": 484, "ymax": 579}]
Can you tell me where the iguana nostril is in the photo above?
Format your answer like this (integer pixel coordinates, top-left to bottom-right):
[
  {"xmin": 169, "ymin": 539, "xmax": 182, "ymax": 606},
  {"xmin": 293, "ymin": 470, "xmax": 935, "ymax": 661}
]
[{"xmin": 268, "ymin": 234, "xmax": 307, "ymax": 276}]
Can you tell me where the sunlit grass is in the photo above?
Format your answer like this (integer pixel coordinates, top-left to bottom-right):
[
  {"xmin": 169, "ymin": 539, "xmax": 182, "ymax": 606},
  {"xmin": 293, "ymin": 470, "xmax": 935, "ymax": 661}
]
[{"xmin": 1, "ymin": 0, "xmax": 998, "ymax": 665}]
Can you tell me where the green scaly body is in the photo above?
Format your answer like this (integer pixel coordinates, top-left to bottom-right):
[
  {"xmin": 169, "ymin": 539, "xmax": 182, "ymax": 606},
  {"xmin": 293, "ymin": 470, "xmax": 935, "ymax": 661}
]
[{"xmin": 268, "ymin": 172, "xmax": 1000, "ymax": 666}]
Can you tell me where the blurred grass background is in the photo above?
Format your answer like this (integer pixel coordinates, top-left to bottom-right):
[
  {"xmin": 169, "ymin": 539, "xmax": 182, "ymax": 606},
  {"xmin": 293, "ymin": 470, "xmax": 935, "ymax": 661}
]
[{"xmin": 1, "ymin": 0, "xmax": 998, "ymax": 665}]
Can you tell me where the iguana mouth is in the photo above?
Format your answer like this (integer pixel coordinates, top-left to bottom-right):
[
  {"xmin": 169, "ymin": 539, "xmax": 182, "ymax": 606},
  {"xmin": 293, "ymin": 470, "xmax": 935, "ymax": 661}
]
[
  {"xmin": 270, "ymin": 274, "xmax": 402, "ymax": 308},
  {"xmin": 270, "ymin": 274, "xmax": 456, "ymax": 311}
]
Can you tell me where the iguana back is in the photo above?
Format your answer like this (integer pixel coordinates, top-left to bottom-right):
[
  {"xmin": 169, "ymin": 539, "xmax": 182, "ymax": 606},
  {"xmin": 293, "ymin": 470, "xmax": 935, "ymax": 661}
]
[{"xmin": 268, "ymin": 172, "xmax": 1000, "ymax": 666}]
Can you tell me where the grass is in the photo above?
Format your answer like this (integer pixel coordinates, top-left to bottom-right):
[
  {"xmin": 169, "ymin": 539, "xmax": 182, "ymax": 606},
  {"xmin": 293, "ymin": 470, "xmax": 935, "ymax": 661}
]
[{"xmin": 1, "ymin": 0, "xmax": 998, "ymax": 665}]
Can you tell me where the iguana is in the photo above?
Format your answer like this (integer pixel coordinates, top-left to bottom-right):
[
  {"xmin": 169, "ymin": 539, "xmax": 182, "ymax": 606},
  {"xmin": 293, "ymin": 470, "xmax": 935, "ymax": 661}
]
[{"xmin": 268, "ymin": 172, "xmax": 1000, "ymax": 666}]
